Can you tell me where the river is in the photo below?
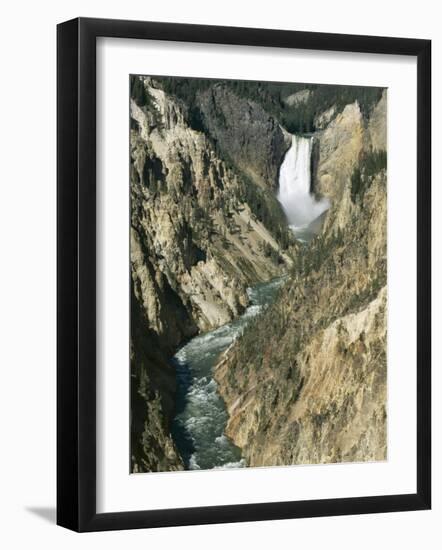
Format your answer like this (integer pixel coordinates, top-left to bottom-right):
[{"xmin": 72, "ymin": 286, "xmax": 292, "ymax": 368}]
[{"xmin": 171, "ymin": 277, "xmax": 285, "ymax": 470}]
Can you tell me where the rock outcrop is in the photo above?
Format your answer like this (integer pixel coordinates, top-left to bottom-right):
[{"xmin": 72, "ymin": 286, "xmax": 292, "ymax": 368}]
[
  {"xmin": 314, "ymin": 102, "xmax": 364, "ymax": 233},
  {"xmin": 313, "ymin": 90, "xmax": 387, "ymax": 234},
  {"xmin": 284, "ymin": 89, "xmax": 312, "ymax": 107}
]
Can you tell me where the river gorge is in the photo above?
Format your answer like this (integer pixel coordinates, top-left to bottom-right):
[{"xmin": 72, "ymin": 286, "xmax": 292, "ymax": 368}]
[
  {"xmin": 171, "ymin": 277, "xmax": 286, "ymax": 470},
  {"xmin": 169, "ymin": 132, "xmax": 324, "ymax": 470},
  {"xmin": 130, "ymin": 75, "xmax": 388, "ymax": 473}
]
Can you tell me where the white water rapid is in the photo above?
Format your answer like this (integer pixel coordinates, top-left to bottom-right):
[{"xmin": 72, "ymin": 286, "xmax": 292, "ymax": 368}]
[{"xmin": 278, "ymin": 135, "xmax": 329, "ymax": 235}]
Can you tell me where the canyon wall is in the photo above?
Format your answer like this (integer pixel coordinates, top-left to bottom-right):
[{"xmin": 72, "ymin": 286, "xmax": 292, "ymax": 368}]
[
  {"xmin": 130, "ymin": 77, "xmax": 294, "ymax": 471},
  {"xmin": 215, "ymin": 92, "xmax": 387, "ymax": 466}
]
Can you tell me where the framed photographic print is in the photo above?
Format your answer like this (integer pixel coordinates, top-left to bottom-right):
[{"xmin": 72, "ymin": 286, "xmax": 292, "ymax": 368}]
[{"xmin": 57, "ymin": 17, "xmax": 431, "ymax": 531}]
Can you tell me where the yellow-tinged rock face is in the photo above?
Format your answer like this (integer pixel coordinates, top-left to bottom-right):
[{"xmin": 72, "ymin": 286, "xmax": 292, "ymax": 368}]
[
  {"xmin": 316, "ymin": 102, "xmax": 364, "ymax": 233},
  {"xmin": 368, "ymin": 90, "xmax": 388, "ymax": 152}
]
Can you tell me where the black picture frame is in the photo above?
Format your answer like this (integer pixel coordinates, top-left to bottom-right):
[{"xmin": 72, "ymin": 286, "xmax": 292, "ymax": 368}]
[{"xmin": 57, "ymin": 17, "xmax": 431, "ymax": 532}]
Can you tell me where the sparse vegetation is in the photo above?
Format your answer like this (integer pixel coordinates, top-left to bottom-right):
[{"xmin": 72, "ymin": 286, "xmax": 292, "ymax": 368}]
[
  {"xmin": 131, "ymin": 75, "xmax": 152, "ymax": 107},
  {"xmin": 351, "ymin": 149, "xmax": 387, "ymax": 203}
]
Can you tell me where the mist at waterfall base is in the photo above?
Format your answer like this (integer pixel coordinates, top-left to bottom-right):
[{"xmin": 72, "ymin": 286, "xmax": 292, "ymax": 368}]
[{"xmin": 278, "ymin": 135, "xmax": 329, "ymax": 240}]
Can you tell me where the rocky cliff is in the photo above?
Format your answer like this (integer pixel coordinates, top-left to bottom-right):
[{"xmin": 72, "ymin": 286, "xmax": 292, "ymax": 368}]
[
  {"xmin": 215, "ymin": 92, "xmax": 387, "ymax": 466},
  {"xmin": 197, "ymin": 85, "xmax": 291, "ymax": 190},
  {"xmin": 130, "ymin": 77, "xmax": 294, "ymax": 471},
  {"xmin": 315, "ymin": 90, "xmax": 387, "ymax": 233}
]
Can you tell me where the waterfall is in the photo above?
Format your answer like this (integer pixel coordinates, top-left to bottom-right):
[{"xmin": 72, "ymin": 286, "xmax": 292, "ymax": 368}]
[{"xmin": 278, "ymin": 135, "xmax": 329, "ymax": 232}]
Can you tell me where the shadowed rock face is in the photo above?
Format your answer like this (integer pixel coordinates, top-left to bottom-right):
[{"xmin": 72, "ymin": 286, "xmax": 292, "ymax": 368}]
[
  {"xmin": 130, "ymin": 78, "xmax": 293, "ymax": 472},
  {"xmin": 214, "ymin": 94, "xmax": 387, "ymax": 467},
  {"xmin": 197, "ymin": 85, "xmax": 291, "ymax": 191},
  {"xmin": 130, "ymin": 285, "xmax": 184, "ymax": 472}
]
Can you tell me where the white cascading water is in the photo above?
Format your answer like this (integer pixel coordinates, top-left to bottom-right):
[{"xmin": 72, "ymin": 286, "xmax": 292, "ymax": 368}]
[{"xmin": 278, "ymin": 135, "xmax": 329, "ymax": 231}]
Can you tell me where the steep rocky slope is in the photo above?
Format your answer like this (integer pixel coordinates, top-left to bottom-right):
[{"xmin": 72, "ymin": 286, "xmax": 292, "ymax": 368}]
[
  {"xmin": 130, "ymin": 77, "xmax": 294, "ymax": 471},
  {"xmin": 197, "ymin": 85, "xmax": 290, "ymax": 190},
  {"xmin": 315, "ymin": 90, "xmax": 387, "ymax": 233},
  {"xmin": 130, "ymin": 287, "xmax": 184, "ymax": 472},
  {"xmin": 215, "ymin": 92, "xmax": 387, "ymax": 466}
]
